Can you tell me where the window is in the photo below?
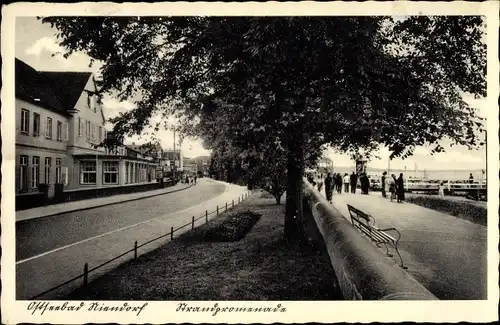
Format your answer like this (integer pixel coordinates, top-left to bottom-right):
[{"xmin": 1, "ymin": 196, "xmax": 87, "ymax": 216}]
[
  {"xmin": 91, "ymin": 123, "xmax": 96, "ymax": 141},
  {"xmin": 33, "ymin": 113, "xmax": 40, "ymax": 136},
  {"xmin": 21, "ymin": 109, "xmax": 30, "ymax": 134},
  {"xmin": 64, "ymin": 122, "xmax": 69, "ymax": 141},
  {"xmin": 90, "ymin": 95, "xmax": 97, "ymax": 112},
  {"xmin": 103, "ymin": 161, "xmax": 119, "ymax": 184},
  {"xmin": 57, "ymin": 121, "xmax": 63, "ymax": 141},
  {"xmin": 31, "ymin": 156, "xmax": 40, "ymax": 188},
  {"xmin": 19, "ymin": 155, "xmax": 29, "ymax": 191},
  {"xmin": 86, "ymin": 121, "xmax": 91, "ymax": 141},
  {"xmin": 56, "ymin": 158, "xmax": 62, "ymax": 184},
  {"xmin": 45, "ymin": 117, "xmax": 52, "ymax": 139},
  {"xmin": 44, "ymin": 157, "xmax": 52, "ymax": 184},
  {"xmin": 98, "ymin": 126, "xmax": 103, "ymax": 142},
  {"xmin": 80, "ymin": 161, "xmax": 97, "ymax": 184},
  {"xmin": 78, "ymin": 117, "xmax": 83, "ymax": 137}
]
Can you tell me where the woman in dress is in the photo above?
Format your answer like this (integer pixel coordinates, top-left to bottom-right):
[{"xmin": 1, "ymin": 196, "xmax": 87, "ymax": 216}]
[{"xmin": 396, "ymin": 173, "xmax": 405, "ymax": 203}]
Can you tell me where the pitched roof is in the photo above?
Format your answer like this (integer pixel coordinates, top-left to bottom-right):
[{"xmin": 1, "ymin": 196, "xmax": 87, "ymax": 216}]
[
  {"xmin": 15, "ymin": 58, "xmax": 66, "ymax": 113},
  {"xmin": 15, "ymin": 58, "xmax": 94, "ymax": 114},
  {"xmin": 41, "ymin": 71, "xmax": 93, "ymax": 109}
]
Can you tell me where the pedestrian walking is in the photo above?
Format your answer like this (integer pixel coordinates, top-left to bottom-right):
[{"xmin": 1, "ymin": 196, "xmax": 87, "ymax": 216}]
[
  {"xmin": 194, "ymin": 175, "xmax": 197, "ymax": 185},
  {"xmin": 389, "ymin": 174, "xmax": 397, "ymax": 201},
  {"xmin": 360, "ymin": 173, "xmax": 370, "ymax": 194},
  {"xmin": 350, "ymin": 171, "xmax": 358, "ymax": 193},
  {"xmin": 343, "ymin": 173, "xmax": 350, "ymax": 193},
  {"xmin": 438, "ymin": 182, "xmax": 445, "ymax": 197},
  {"xmin": 381, "ymin": 171, "xmax": 387, "ymax": 198},
  {"xmin": 317, "ymin": 179, "xmax": 323, "ymax": 193},
  {"xmin": 396, "ymin": 173, "xmax": 405, "ymax": 203},
  {"xmin": 324, "ymin": 173, "xmax": 333, "ymax": 203},
  {"xmin": 335, "ymin": 173, "xmax": 342, "ymax": 193}
]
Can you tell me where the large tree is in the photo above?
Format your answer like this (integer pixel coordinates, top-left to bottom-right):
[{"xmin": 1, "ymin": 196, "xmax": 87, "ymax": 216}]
[{"xmin": 43, "ymin": 16, "xmax": 486, "ymax": 241}]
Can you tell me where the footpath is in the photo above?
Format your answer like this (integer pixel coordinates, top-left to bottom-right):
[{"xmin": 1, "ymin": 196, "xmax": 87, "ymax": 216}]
[
  {"xmin": 16, "ymin": 182, "xmax": 192, "ymax": 222},
  {"xmin": 66, "ymin": 191, "xmax": 343, "ymax": 300},
  {"xmin": 321, "ymin": 188, "xmax": 487, "ymax": 300}
]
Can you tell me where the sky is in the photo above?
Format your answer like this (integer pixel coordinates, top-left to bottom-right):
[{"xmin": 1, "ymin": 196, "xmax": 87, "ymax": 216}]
[{"xmin": 15, "ymin": 17, "xmax": 488, "ymax": 168}]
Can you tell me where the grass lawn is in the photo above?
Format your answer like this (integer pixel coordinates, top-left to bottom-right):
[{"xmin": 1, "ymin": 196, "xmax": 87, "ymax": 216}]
[
  {"xmin": 406, "ymin": 195, "xmax": 487, "ymax": 226},
  {"xmin": 68, "ymin": 192, "xmax": 343, "ymax": 300}
]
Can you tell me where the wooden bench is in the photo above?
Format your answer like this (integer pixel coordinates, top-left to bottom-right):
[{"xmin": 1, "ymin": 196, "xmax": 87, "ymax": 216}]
[{"xmin": 347, "ymin": 204, "xmax": 407, "ymax": 269}]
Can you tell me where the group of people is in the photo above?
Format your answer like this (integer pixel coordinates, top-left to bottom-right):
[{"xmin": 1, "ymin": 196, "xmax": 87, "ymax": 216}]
[
  {"xmin": 183, "ymin": 174, "xmax": 197, "ymax": 185},
  {"xmin": 316, "ymin": 171, "xmax": 370, "ymax": 203},
  {"xmin": 308, "ymin": 170, "xmax": 407, "ymax": 204},
  {"xmin": 381, "ymin": 172, "xmax": 405, "ymax": 203}
]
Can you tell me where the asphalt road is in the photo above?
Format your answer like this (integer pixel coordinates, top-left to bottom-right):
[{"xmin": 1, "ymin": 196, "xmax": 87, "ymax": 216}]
[
  {"xmin": 16, "ymin": 179, "xmax": 250, "ymax": 299},
  {"xmin": 16, "ymin": 179, "xmax": 226, "ymax": 261}
]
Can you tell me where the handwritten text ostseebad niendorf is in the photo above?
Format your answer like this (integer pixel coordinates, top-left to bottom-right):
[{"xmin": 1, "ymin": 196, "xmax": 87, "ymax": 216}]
[{"xmin": 27, "ymin": 301, "xmax": 148, "ymax": 316}]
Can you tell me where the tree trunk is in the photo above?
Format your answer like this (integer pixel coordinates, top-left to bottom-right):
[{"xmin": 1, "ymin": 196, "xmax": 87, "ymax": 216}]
[
  {"xmin": 273, "ymin": 178, "xmax": 282, "ymax": 204},
  {"xmin": 284, "ymin": 133, "xmax": 305, "ymax": 242}
]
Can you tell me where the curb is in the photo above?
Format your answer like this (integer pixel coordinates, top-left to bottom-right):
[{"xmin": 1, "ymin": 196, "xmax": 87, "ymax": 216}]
[{"xmin": 16, "ymin": 183, "xmax": 194, "ymax": 222}]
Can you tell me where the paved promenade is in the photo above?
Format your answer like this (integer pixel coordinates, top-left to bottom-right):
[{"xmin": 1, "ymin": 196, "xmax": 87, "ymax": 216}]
[{"xmin": 321, "ymin": 189, "xmax": 487, "ymax": 300}]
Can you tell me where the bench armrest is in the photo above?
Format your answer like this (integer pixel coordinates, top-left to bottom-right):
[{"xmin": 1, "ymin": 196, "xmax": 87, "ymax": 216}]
[{"xmin": 378, "ymin": 227, "xmax": 402, "ymax": 242}]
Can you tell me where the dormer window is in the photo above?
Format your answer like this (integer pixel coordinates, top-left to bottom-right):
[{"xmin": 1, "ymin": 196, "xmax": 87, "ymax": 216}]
[{"xmin": 87, "ymin": 93, "xmax": 97, "ymax": 112}]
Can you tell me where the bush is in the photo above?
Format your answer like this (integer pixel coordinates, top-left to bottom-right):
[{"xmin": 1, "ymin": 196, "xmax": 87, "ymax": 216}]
[
  {"xmin": 180, "ymin": 210, "xmax": 262, "ymax": 243},
  {"xmin": 203, "ymin": 211, "xmax": 261, "ymax": 242}
]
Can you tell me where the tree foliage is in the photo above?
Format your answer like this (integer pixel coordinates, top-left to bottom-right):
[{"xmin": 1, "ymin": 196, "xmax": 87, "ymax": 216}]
[{"xmin": 41, "ymin": 15, "xmax": 486, "ymax": 240}]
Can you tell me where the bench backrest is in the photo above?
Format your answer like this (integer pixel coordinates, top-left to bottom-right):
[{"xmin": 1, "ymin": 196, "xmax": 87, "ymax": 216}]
[{"xmin": 347, "ymin": 204, "xmax": 374, "ymax": 227}]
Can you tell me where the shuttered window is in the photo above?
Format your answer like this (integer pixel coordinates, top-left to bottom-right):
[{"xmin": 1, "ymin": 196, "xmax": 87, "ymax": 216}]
[
  {"xmin": 57, "ymin": 121, "xmax": 63, "ymax": 141},
  {"xmin": 18, "ymin": 155, "xmax": 29, "ymax": 192},
  {"xmin": 31, "ymin": 156, "xmax": 40, "ymax": 188},
  {"xmin": 56, "ymin": 158, "xmax": 62, "ymax": 184},
  {"xmin": 33, "ymin": 113, "xmax": 40, "ymax": 136},
  {"xmin": 45, "ymin": 117, "xmax": 52, "ymax": 139},
  {"xmin": 21, "ymin": 109, "xmax": 30, "ymax": 134},
  {"xmin": 78, "ymin": 117, "xmax": 83, "ymax": 137}
]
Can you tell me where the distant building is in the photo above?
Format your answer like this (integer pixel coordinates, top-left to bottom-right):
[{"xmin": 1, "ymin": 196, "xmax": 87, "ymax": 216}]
[{"xmin": 162, "ymin": 149, "xmax": 183, "ymax": 171}]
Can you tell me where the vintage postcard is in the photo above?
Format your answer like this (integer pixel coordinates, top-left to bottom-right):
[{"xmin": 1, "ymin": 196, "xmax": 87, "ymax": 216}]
[{"xmin": 1, "ymin": 1, "xmax": 499, "ymax": 324}]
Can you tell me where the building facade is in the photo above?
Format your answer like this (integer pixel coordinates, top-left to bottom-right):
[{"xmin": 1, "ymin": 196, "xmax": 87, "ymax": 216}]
[
  {"xmin": 15, "ymin": 59, "xmax": 72, "ymax": 199},
  {"xmin": 15, "ymin": 58, "xmax": 158, "ymax": 204}
]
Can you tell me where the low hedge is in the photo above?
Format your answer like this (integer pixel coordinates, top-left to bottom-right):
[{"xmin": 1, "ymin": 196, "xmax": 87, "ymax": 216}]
[
  {"xmin": 181, "ymin": 210, "xmax": 262, "ymax": 243},
  {"xmin": 203, "ymin": 211, "xmax": 261, "ymax": 242},
  {"xmin": 406, "ymin": 196, "xmax": 487, "ymax": 226}
]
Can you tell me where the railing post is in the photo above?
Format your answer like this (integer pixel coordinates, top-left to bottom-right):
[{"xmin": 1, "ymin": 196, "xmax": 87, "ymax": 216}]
[
  {"xmin": 134, "ymin": 241, "xmax": 138, "ymax": 259},
  {"xmin": 216, "ymin": 205, "xmax": 219, "ymax": 215},
  {"xmin": 206, "ymin": 210, "xmax": 208, "ymax": 224},
  {"xmin": 83, "ymin": 262, "xmax": 89, "ymax": 288},
  {"xmin": 225, "ymin": 202, "xmax": 228, "ymax": 211},
  {"xmin": 170, "ymin": 226, "xmax": 174, "ymax": 240},
  {"xmin": 192, "ymin": 216, "xmax": 195, "ymax": 229}
]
